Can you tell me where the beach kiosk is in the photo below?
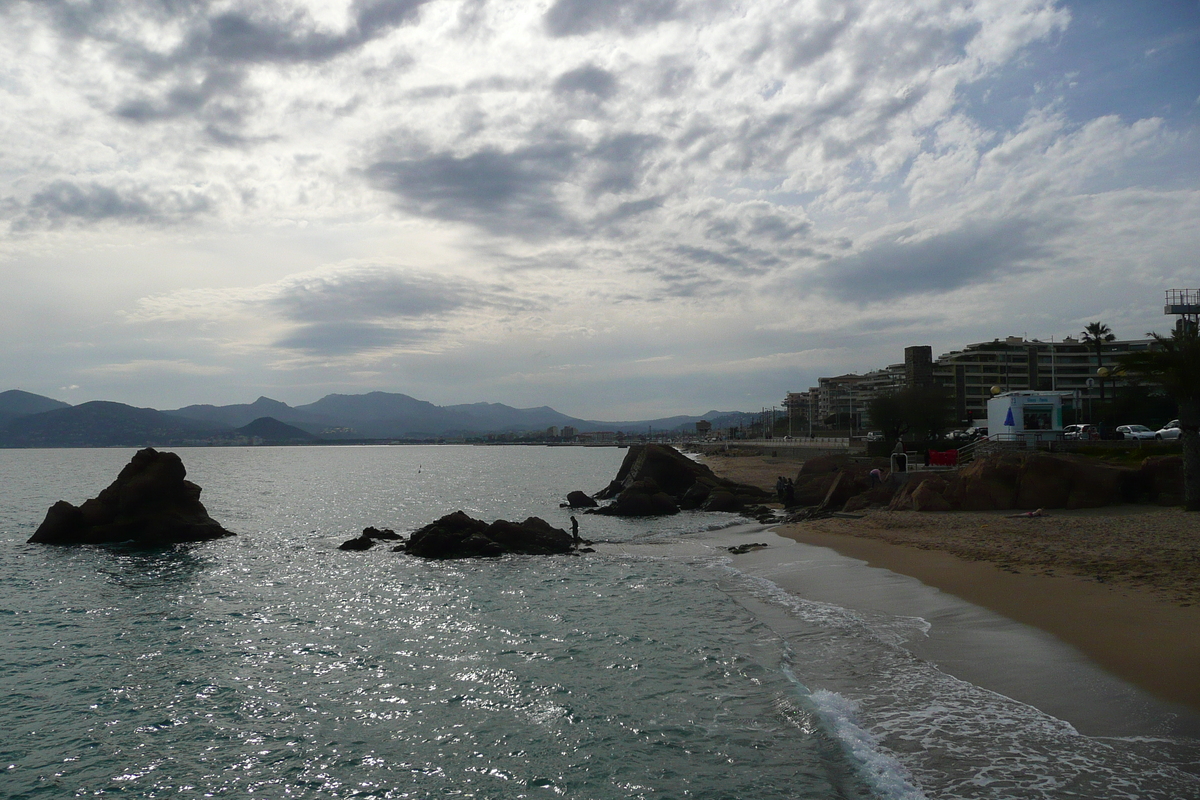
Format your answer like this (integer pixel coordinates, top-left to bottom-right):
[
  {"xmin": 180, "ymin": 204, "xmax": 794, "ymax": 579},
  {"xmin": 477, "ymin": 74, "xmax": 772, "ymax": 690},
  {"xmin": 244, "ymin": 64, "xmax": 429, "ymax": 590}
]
[{"xmin": 986, "ymin": 391, "xmax": 1066, "ymax": 443}]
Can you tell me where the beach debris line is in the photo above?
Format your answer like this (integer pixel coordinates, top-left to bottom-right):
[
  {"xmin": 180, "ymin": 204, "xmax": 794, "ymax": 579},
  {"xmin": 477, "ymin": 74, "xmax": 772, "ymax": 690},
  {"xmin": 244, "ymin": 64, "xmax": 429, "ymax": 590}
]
[
  {"xmin": 588, "ymin": 444, "xmax": 772, "ymax": 518},
  {"xmin": 27, "ymin": 447, "xmax": 234, "ymax": 546},
  {"xmin": 727, "ymin": 543, "xmax": 769, "ymax": 555}
]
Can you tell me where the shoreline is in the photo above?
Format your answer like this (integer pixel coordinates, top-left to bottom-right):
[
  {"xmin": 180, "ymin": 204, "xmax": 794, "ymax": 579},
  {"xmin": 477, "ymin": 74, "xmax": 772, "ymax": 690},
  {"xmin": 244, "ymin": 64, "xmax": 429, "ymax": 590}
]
[{"xmin": 695, "ymin": 450, "xmax": 1200, "ymax": 717}]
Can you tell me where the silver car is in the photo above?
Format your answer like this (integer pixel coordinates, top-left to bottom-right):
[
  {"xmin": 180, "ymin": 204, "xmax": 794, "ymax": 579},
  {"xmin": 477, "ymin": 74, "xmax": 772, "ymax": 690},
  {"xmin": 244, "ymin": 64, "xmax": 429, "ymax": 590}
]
[
  {"xmin": 1155, "ymin": 420, "xmax": 1181, "ymax": 440},
  {"xmin": 1117, "ymin": 424, "xmax": 1156, "ymax": 440}
]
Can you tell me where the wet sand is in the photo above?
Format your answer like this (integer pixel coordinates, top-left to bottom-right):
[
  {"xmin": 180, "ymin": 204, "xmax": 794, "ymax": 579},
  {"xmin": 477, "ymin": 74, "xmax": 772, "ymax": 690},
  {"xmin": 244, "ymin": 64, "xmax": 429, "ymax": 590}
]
[{"xmin": 696, "ymin": 449, "xmax": 1200, "ymax": 715}]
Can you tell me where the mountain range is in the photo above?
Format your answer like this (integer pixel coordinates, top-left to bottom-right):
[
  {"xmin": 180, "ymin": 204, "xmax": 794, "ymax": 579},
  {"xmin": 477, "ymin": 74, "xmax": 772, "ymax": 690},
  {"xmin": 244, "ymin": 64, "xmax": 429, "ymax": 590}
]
[{"xmin": 0, "ymin": 389, "xmax": 757, "ymax": 447}]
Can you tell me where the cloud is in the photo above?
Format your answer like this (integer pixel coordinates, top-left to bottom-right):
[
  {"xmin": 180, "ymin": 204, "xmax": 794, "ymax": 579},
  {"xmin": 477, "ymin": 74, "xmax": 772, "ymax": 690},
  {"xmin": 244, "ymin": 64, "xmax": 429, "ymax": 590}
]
[
  {"xmin": 367, "ymin": 143, "xmax": 579, "ymax": 235},
  {"xmin": 82, "ymin": 359, "xmax": 232, "ymax": 377},
  {"xmin": 273, "ymin": 321, "xmax": 439, "ymax": 356},
  {"xmin": 21, "ymin": 0, "xmax": 433, "ymax": 136},
  {"xmin": 124, "ymin": 264, "xmax": 529, "ymax": 360},
  {"xmin": 812, "ymin": 216, "xmax": 1056, "ymax": 303},
  {"xmin": 269, "ymin": 268, "xmax": 475, "ymax": 323},
  {"xmin": 553, "ymin": 64, "xmax": 619, "ymax": 99},
  {"xmin": 9, "ymin": 180, "xmax": 212, "ymax": 229},
  {"xmin": 543, "ymin": 0, "xmax": 680, "ymax": 37}
]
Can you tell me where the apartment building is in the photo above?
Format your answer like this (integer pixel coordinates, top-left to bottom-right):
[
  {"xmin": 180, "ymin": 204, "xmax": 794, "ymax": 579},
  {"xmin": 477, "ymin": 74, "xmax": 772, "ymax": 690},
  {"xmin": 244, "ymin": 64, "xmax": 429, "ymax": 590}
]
[
  {"xmin": 792, "ymin": 337, "xmax": 1154, "ymax": 428},
  {"xmin": 933, "ymin": 336, "xmax": 1154, "ymax": 421}
]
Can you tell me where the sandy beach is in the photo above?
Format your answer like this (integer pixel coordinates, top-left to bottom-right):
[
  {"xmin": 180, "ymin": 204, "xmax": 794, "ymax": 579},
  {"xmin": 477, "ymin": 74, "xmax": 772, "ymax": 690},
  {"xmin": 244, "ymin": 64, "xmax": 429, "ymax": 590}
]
[{"xmin": 696, "ymin": 449, "xmax": 1200, "ymax": 715}]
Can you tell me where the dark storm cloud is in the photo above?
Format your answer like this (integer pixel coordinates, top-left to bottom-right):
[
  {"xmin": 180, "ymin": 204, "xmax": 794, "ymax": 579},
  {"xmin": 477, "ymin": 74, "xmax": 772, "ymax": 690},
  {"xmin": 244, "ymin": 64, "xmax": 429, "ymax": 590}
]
[
  {"xmin": 543, "ymin": 0, "xmax": 679, "ymax": 37},
  {"xmin": 553, "ymin": 64, "xmax": 618, "ymax": 99},
  {"xmin": 274, "ymin": 321, "xmax": 437, "ymax": 356},
  {"xmin": 814, "ymin": 217, "xmax": 1054, "ymax": 303},
  {"xmin": 10, "ymin": 180, "xmax": 212, "ymax": 229},
  {"xmin": 270, "ymin": 269, "xmax": 473, "ymax": 324}
]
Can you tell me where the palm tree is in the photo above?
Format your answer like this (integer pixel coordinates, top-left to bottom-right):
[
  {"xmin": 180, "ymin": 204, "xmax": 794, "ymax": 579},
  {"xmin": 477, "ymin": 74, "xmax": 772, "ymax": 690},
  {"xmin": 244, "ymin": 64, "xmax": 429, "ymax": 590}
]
[
  {"xmin": 1117, "ymin": 327, "xmax": 1200, "ymax": 511},
  {"xmin": 1081, "ymin": 322, "xmax": 1116, "ymax": 401}
]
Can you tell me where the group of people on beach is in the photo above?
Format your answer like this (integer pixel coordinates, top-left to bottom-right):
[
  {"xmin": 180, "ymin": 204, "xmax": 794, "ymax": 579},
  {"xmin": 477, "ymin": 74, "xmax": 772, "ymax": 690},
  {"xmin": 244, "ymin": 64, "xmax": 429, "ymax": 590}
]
[{"xmin": 774, "ymin": 476, "xmax": 795, "ymax": 506}]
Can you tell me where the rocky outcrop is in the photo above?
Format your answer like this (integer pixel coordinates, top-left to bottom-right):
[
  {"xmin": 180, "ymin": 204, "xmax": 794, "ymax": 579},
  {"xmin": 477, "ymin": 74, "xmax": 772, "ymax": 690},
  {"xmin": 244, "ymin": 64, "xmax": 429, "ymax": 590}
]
[
  {"xmin": 1138, "ymin": 455, "xmax": 1184, "ymax": 506},
  {"xmin": 591, "ymin": 444, "xmax": 769, "ymax": 517},
  {"xmin": 565, "ymin": 490, "xmax": 598, "ymax": 508},
  {"xmin": 339, "ymin": 526, "xmax": 402, "ymax": 551},
  {"xmin": 403, "ymin": 511, "xmax": 574, "ymax": 559},
  {"xmin": 27, "ymin": 448, "xmax": 233, "ymax": 545},
  {"xmin": 790, "ymin": 455, "xmax": 891, "ymax": 511},
  {"xmin": 891, "ymin": 451, "xmax": 1139, "ymax": 512}
]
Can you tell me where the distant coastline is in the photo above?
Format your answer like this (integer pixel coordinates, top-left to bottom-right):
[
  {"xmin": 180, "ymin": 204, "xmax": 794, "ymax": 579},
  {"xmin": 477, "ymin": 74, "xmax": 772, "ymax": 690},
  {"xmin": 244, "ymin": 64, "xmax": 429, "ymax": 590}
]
[{"xmin": 0, "ymin": 389, "xmax": 757, "ymax": 448}]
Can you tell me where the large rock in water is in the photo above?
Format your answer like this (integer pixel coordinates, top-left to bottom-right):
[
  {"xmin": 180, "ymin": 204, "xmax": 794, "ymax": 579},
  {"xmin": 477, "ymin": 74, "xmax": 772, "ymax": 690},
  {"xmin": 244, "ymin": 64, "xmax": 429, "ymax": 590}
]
[
  {"xmin": 27, "ymin": 448, "xmax": 234, "ymax": 545},
  {"xmin": 590, "ymin": 444, "xmax": 769, "ymax": 516},
  {"xmin": 404, "ymin": 511, "xmax": 573, "ymax": 559}
]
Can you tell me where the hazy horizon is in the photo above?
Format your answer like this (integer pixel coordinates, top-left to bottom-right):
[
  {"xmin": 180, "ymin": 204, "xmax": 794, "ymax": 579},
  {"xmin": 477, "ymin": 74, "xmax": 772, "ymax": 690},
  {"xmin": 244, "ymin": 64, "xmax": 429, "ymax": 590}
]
[{"xmin": 3, "ymin": 0, "xmax": 1197, "ymax": 418}]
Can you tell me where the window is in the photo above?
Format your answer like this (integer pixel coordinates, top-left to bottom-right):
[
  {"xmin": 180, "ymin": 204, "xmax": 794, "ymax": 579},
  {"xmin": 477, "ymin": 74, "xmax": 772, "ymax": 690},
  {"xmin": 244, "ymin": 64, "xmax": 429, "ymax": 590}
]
[{"xmin": 1023, "ymin": 405, "xmax": 1053, "ymax": 430}]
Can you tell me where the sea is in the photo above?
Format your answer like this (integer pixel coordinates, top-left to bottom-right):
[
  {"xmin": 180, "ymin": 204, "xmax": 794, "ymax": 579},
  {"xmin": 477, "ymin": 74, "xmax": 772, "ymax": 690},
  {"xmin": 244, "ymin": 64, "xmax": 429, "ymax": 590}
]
[{"xmin": 1, "ymin": 445, "xmax": 1198, "ymax": 800}]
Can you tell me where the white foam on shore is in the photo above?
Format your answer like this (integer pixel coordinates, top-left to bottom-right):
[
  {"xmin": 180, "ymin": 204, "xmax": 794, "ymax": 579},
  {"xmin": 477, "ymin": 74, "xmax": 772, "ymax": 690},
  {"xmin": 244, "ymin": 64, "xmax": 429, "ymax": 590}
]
[
  {"xmin": 695, "ymin": 531, "xmax": 1200, "ymax": 800},
  {"xmin": 801, "ymin": 687, "xmax": 927, "ymax": 800}
]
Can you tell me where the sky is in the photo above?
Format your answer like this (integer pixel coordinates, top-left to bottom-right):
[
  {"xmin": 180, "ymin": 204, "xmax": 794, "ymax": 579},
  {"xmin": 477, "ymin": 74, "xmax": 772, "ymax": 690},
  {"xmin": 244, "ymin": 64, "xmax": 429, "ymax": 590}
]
[{"xmin": 1, "ymin": 0, "xmax": 1198, "ymax": 420}]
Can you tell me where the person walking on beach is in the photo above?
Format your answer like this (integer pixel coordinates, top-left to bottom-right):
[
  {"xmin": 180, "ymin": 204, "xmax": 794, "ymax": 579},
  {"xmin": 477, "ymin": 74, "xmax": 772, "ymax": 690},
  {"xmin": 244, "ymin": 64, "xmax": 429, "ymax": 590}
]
[
  {"xmin": 784, "ymin": 478, "xmax": 795, "ymax": 507},
  {"xmin": 570, "ymin": 515, "xmax": 581, "ymax": 546},
  {"xmin": 775, "ymin": 476, "xmax": 787, "ymax": 503}
]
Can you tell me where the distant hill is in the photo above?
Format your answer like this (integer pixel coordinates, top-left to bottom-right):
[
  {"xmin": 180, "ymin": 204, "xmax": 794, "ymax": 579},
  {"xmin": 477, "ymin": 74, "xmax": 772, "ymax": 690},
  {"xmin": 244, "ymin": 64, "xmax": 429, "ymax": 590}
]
[
  {"xmin": 0, "ymin": 390, "xmax": 70, "ymax": 427},
  {"xmin": 3, "ymin": 387, "xmax": 761, "ymax": 445},
  {"xmin": 444, "ymin": 402, "xmax": 582, "ymax": 432},
  {"xmin": 0, "ymin": 401, "xmax": 227, "ymax": 447},
  {"xmin": 166, "ymin": 396, "xmax": 323, "ymax": 429},
  {"xmin": 235, "ymin": 417, "xmax": 319, "ymax": 442}
]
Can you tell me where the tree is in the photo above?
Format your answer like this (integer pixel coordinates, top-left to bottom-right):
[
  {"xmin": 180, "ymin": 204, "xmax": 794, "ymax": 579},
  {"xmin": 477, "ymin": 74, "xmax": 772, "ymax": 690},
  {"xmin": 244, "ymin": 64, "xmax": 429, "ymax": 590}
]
[
  {"xmin": 866, "ymin": 386, "xmax": 954, "ymax": 444},
  {"xmin": 1117, "ymin": 328, "xmax": 1200, "ymax": 511},
  {"xmin": 1081, "ymin": 321, "xmax": 1116, "ymax": 401}
]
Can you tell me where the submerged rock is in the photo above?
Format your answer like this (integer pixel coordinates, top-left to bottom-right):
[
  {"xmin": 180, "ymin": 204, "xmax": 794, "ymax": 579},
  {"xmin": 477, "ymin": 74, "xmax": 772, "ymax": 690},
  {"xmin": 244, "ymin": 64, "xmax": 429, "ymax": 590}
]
[
  {"xmin": 27, "ymin": 448, "xmax": 233, "ymax": 546},
  {"xmin": 565, "ymin": 490, "xmax": 599, "ymax": 508},
  {"xmin": 338, "ymin": 526, "xmax": 402, "ymax": 551},
  {"xmin": 404, "ymin": 511, "xmax": 574, "ymax": 559}
]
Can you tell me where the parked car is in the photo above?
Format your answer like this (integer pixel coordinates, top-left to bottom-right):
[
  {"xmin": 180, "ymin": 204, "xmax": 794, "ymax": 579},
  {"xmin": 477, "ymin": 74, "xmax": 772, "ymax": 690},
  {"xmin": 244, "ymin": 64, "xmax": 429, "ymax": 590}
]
[
  {"xmin": 963, "ymin": 426, "xmax": 988, "ymax": 440},
  {"xmin": 1063, "ymin": 424, "xmax": 1098, "ymax": 441},
  {"xmin": 866, "ymin": 431, "xmax": 884, "ymax": 442},
  {"xmin": 1116, "ymin": 424, "xmax": 1157, "ymax": 440},
  {"xmin": 1155, "ymin": 420, "xmax": 1181, "ymax": 440}
]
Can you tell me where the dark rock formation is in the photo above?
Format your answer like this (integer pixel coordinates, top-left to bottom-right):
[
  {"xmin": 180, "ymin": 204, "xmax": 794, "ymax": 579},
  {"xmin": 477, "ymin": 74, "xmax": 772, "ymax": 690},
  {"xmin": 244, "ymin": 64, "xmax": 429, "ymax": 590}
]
[
  {"xmin": 839, "ymin": 450, "xmax": 1185, "ymax": 513},
  {"xmin": 1139, "ymin": 455, "xmax": 1184, "ymax": 506},
  {"xmin": 728, "ymin": 542, "xmax": 769, "ymax": 554},
  {"xmin": 339, "ymin": 526, "xmax": 402, "ymax": 551},
  {"xmin": 403, "ymin": 511, "xmax": 574, "ymax": 559},
  {"xmin": 885, "ymin": 451, "xmax": 1142, "ymax": 512},
  {"xmin": 788, "ymin": 455, "xmax": 891, "ymax": 511},
  {"xmin": 27, "ymin": 448, "xmax": 233, "ymax": 545},
  {"xmin": 591, "ymin": 444, "xmax": 769, "ymax": 517},
  {"xmin": 565, "ymin": 490, "xmax": 598, "ymax": 508}
]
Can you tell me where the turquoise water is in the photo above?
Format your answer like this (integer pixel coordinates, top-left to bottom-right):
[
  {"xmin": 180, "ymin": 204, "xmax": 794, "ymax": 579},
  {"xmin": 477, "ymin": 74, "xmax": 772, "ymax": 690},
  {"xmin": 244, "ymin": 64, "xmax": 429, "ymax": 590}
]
[{"xmin": 1, "ymin": 446, "xmax": 1197, "ymax": 799}]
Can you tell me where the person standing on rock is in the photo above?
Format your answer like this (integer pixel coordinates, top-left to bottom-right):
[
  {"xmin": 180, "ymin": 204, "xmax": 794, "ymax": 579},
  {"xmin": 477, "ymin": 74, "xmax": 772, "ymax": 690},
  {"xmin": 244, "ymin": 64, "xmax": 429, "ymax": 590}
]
[{"xmin": 570, "ymin": 516, "xmax": 581, "ymax": 546}]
